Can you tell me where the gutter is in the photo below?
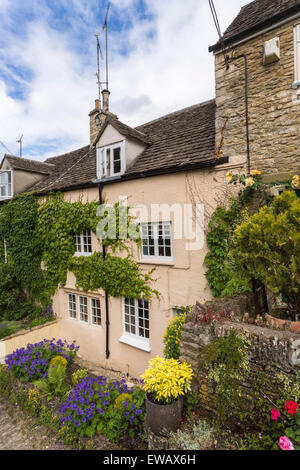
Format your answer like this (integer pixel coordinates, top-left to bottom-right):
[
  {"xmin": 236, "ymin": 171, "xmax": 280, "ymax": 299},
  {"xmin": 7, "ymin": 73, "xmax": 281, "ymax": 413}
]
[{"xmin": 209, "ymin": 3, "xmax": 300, "ymax": 53}]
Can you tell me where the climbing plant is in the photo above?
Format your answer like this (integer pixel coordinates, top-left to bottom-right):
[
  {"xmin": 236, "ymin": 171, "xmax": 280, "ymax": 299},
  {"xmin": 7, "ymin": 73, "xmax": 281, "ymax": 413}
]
[
  {"xmin": 0, "ymin": 191, "xmax": 159, "ymax": 321},
  {"xmin": 204, "ymin": 171, "xmax": 264, "ymax": 298}
]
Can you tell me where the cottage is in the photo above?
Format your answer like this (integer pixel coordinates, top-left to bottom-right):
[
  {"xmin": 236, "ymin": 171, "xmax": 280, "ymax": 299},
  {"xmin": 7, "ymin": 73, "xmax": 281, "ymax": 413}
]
[{"xmin": 0, "ymin": 0, "xmax": 299, "ymax": 376}]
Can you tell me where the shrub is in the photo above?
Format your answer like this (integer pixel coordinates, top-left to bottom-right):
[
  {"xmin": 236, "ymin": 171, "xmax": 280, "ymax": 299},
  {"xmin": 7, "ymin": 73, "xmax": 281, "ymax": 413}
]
[
  {"xmin": 163, "ymin": 310, "xmax": 187, "ymax": 359},
  {"xmin": 60, "ymin": 376, "xmax": 145, "ymax": 442},
  {"xmin": 35, "ymin": 363, "xmax": 69, "ymax": 399},
  {"xmin": 71, "ymin": 368, "xmax": 89, "ymax": 387},
  {"xmin": 5, "ymin": 338, "xmax": 79, "ymax": 382},
  {"xmin": 169, "ymin": 420, "xmax": 213, "ymax": 450},
  {"xmin": 231, "ymin": 191, "xmax": 300, "ymax": 316},
  {"xmin": 141, "ymin": 356, "xmax": 194, "ymax": 405}
]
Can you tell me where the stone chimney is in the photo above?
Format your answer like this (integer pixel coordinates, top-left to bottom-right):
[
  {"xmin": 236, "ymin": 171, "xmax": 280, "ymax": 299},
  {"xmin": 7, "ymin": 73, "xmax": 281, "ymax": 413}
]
[
  {"xmin": 89, "ymin": 99, "xmax": 101, "ymax": 145},
  {"xmin": 102, "ymin": 89, "xmax": 110, "ymax": 113}
]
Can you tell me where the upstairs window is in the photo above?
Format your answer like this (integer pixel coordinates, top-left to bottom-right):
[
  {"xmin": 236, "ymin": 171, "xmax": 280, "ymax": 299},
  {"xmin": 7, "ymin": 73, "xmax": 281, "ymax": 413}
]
[
  {"xmin": 140, "ymin": 222, "xmax": 173, "ymax": 260},
  {"xmin": 0, "ymin": 171, "xmax": 12, "ymax": 200},
  {"xmin": 74, "ymin": 230, "xmax": 92, "ymax": 256},
  {"xmin": 295, "ymin": 24, "xmax": 300, "ymax": 84},
  {"xmin": 97, "ymin": 142, "xmax": 125, "ymax": 179}
]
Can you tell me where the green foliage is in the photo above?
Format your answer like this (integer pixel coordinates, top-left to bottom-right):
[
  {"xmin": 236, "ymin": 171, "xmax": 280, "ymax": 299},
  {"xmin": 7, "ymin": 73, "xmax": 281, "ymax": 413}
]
[
  {"xmin": 34, "ymin": 363, "xmax": 69, "ymax": 399},
  {"xmin": 169, "ymin": 420, "xmax": 213, "ymax": 450},
  {"xmin": 231, "ymin": 191, "xmax": 300, "ymax": 315},
  {"xmin": 163, "ymin": 308, "xmax": 189, "ymax": 359},
  {"xmin": 204, "ymin": 198, "xmax": 251, "ymax": 297},
  {"xmin": 202, "ymin": 330, "xmax": 250, "ymax": 424},
  {"xmin": 0, "ymin": 320, "xmax": 19, "ymax": 339},
  {"xmin": 71, "ymin": 368, "xmax": 89, "ymax": 386}
]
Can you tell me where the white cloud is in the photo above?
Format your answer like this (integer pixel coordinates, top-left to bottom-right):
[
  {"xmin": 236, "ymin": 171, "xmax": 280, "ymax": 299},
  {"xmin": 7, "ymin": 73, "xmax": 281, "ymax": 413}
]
[{"xmin": 0, "ymin": 0, "xmax": 250, "ymax": 160}]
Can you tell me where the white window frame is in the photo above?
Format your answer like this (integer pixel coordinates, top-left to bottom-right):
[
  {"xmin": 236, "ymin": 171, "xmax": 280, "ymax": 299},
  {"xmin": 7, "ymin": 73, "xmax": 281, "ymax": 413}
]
[
  {"xmin": 74, "ymin": 229, "xmax": 92, "ymax": 256},
  {"xmin": 140, "ymin": 222, "xmax": 173, "ymax": 261},
  {"xmin": 68, "ymin": 293, "xmax": 77, "ymax": 320},
  {"xmin": 119, "ymin": 297, "xmax": 150, "ymax": 351},
  {"xmin": 294, "ymin": 24, "xmax": 300, "ymax": 87},
  {"xmin": 79, "ymin": 295, "xmax": 89, "ymax": 323},
  {"xmin": 96, "ymin": 141, "xmax": 125, "ymax": 179},
  {"xmin": 0, "ymin": 170, "xmax": 13, "ymax": 200},
  {"xmin": 91, "ymin": 297, "xmax": 102, "ymax": 327}
]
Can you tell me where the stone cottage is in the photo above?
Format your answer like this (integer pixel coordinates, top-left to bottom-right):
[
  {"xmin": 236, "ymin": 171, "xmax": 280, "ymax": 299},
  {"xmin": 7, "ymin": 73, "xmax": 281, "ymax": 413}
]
[{"xmin": 0, "ymin": 0, "xmax": 299, "ymax": 376}]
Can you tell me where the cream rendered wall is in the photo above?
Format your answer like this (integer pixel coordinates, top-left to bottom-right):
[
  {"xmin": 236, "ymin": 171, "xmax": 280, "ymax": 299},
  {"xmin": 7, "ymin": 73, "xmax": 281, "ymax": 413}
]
[{"xmin": 52, "ymin": 162, "xmax": 233, "ymax": 377}]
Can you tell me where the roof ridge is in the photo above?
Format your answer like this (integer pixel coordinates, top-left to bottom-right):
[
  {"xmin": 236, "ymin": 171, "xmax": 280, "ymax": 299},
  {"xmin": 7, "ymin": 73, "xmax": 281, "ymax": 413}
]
[
  {"xmin": 5, "ymin": 154, "xmax": 55, "ymax": 167},
  {"xmin": 135, "ymin": 99, "xmax": 215, "ymax": 130}
]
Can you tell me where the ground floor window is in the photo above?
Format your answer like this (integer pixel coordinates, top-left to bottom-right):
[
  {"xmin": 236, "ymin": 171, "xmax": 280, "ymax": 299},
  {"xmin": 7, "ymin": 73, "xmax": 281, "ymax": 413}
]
[
  {"xmin": 123, "ymin": 297, "xmax": 149, "ymax": 340},
  {"xmin": 67, "ymin": 292, "xmax": 101, "ymax": 326}
]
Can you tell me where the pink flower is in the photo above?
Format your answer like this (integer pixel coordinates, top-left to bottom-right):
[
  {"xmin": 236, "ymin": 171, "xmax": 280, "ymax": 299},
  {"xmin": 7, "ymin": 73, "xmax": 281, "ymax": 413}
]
[
  {"xmin": 271, "ymin": 409, "xmax": 281, "ymax": 421},
  {"xmin": 279, "ymin": 437, "xmax": 294, "ymax": 451},
  {"xmin": 285, "ymin": 401, "xmax": 298, "ymax": 416}
]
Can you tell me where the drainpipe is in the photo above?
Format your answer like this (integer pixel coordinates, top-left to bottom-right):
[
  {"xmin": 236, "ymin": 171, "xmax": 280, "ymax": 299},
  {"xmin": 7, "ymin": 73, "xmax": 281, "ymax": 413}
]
[
  {"xmin": 225, "ymin": 54, "xmax": 251, "ymax": 176},
  {"xmin": 98, "ymin": 182, "xmax": 110, "ymax": 359}
]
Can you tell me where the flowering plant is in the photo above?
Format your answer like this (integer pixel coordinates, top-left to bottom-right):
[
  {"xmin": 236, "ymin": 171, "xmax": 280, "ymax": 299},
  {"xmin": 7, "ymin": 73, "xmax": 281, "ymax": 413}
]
[
  {"xmin": 226, "ymin": 170, "xmax": 262, "ymax": 189},
  {"xmin": 5, "ymin": 338, "xmax": 79, "ymax": 382},
  {"xmin": 60, "ymin": 376, "xmax": 145, "ymax": 442},
  {"xmin": 291, "ymin": 175, "xmax": 300, "ymax": 189},
  {"xmin": 141, "ymin": 356, "xmax": 194, "ymax": 405},
  {"xmin": 271, "ymin": 400, "xmax": 299, "ymax": 450},
  {"xmin": 163, "ymin": 309, "xmax": 187, "ymax": 360}
]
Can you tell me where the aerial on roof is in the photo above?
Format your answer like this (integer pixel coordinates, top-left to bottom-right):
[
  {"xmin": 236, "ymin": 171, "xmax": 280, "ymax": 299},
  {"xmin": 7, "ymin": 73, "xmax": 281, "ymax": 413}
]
[
  {"xmin": 1, "ymin": 154, "xmax": 55, "ymax": 175},
  {"xmin": 25, "ymin": 99, "xmax": 218, "ymax": 194},
  {"xmin": 209, "ymin": 0, "xmax": 300, "ymax": 52}
]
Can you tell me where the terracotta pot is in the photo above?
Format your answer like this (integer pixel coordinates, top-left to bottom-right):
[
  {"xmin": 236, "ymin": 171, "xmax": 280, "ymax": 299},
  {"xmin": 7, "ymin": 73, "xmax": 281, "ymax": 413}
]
[
  {"xmin": 145, "ymin": 395, "xmax": 183, "ymax": 436},
  {"xmin": 266, "ymin": 313, "xmax": 300, "ymax": 334}
]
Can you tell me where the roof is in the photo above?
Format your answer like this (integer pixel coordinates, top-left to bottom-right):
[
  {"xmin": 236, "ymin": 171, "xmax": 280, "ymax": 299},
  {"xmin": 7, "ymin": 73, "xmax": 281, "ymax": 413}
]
[
  {"xmin": 1, "ymin": 154, "xmax": 55, "ymax": 175},
  {"xmin": 93, "ymin": 114, "xmax": 152, "ymax": 146},
  {"xmin": 28, "ymin": 145, "xmax": 96, "ymax": 193},
  {"xmin": 26, "ymin": 99, "xmax": 217, "ymax": 194},
  {"xmin": 209, "ymin": 0, "xmax": 300, "ymax": 53},
  {"xmin": 127, "ymin": 100, "xmax": 216, "ymax": 176}
]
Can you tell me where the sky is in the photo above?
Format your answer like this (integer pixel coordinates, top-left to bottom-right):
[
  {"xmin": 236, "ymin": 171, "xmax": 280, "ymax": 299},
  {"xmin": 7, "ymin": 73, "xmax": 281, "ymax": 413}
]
[{"xmin": 0, "ymin": 0, "xmax": 250, "ymax": 161}]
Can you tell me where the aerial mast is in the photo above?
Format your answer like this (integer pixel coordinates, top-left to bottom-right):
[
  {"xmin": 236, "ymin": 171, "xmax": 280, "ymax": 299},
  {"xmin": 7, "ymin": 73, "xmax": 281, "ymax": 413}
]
[{"xmin": 103, "ymin": 2, "xmax": 111, "ymax": 90}]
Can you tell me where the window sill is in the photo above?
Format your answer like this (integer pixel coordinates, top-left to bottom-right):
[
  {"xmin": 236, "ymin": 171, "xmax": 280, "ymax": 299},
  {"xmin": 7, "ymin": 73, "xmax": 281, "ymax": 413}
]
[
  {"xmin": 73, "ymin": 252, "xmax": 92, "ymax": 257},
  {"xmin": 139, "ymin": 258, "xmax": 174, "ymax": 267},
  {"xmin": 119, "ymin": 335, "xmax": 151, "ymax": 352}
]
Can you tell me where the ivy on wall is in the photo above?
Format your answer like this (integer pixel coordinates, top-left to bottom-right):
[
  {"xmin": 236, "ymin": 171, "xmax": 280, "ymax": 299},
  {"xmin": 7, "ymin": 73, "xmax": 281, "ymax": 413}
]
[{"xmin": 0, "ymin": 192, "xmax": 159, "ymax": 320}]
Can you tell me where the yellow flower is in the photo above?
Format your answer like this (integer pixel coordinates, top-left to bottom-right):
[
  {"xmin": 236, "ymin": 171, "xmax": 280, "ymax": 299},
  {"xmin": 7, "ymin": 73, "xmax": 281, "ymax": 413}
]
[
  {"xmin": 251, "ymin": 170, "xmax": 261, "ymax": 177},
  {"xmin": 226, "ymin": 171, "xmax": 233, "ymax": 183},
  {"xmin": 245, "ymin": 177, "xmax": 255, "ymax": 187},
  {"xmin": 291, "ymin": 175, "xmax": 300, "ymax": 189}
]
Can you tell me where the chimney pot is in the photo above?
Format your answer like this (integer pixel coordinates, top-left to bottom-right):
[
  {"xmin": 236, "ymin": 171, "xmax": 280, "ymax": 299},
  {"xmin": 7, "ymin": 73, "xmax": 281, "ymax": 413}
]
[{"xmin": 95, "ymin": 99, "xmax": 100, "ymax": 110}]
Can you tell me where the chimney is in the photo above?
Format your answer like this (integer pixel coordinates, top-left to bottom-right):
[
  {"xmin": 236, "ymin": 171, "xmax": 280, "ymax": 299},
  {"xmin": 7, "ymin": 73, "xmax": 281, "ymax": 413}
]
[
  {"xmin": 89, "ymin": 99, "xmax": 101, "ymax": 145},
  {"xmin": 102, "ymin": 89, "xmax": 110, "ymax": 113}
]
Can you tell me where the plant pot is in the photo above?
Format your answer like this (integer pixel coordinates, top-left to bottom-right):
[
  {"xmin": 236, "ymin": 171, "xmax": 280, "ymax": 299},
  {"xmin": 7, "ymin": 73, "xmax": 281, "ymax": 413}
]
[
  {"xmin": 266, "ymin": 313, "xmax": 300, "ymax": 334},
  {"xmin": 145, "ymin": 394, "xmax": 183, "ymax": 436}
]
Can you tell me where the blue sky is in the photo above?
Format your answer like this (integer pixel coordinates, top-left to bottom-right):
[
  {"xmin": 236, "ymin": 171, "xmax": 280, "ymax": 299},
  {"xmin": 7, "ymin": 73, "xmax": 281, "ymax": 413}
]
[{"xmin": 0, "ymin": 0, "xmax": 250, "ymax": 161}]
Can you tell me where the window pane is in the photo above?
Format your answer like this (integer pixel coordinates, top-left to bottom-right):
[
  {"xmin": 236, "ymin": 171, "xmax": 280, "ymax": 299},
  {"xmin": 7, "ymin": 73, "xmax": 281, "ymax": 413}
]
[
  {"xmin": 113, "ymin": 147, "xmax": 121, "ymax": 174},
  {"xmin": 68, "ymin": 294, "xmax": 76, "ymax": 319},
  {"xmin": 79, "ymin": 296, "xmax": 88, "ymax": 322},
  {"xmin": 91, "ymin": 298, "xmax": 101, "ymax": 326}
]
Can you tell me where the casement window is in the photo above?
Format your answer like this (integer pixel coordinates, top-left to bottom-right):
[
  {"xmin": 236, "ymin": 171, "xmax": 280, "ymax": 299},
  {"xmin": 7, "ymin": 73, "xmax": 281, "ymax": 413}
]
[
  {"xmin": 74, "ymin": 230, "xmax": 92, "ymax": 255},
  {"xmin": 122, "ymin": 297, "xmax": 149, "ymax": 340},
  {"xmin": 295, "ymin": 24, "xmax": 300, "ymax": 85},
  {"xmin": 96, "ymin": 141, "xmax": 125, "ymax": 179},
  {"xmin": 0, "ymin": 171, "xmax": 12, "ymax": 200},
  {"xmin": 79, "ymin": 296, "xmax": 88, "ymax": 323},
  {"xmin": 68, "ymin": 293, "xmax": 77, "ymax": 319},
  {"xmin": 140, "ymin": 222, "xmax": 173, "ymax": 260},
  {"xmin": 91, "ymin": 298, "xmax": 101, "ymax": 326}
]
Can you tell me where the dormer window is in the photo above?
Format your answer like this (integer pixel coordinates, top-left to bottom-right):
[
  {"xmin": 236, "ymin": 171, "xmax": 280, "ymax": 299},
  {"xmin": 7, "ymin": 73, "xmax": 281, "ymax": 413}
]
[
  {"xmin": 97, "ymin": 141, "xmax": 125, "ymax": 179},
  {"xmin": 0, "ymin": 170, "xmax": 12, "ymax": 200}
]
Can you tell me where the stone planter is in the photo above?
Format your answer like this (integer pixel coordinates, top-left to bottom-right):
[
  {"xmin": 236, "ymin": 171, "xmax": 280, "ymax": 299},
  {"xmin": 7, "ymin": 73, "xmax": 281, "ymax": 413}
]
[
  {"xmin": 266, "ymin": 313, "xmax": 300, "ymax": 334},
  {"xmin": 145, "ymin": 395, "xmax": 183, "ymax": 436}
]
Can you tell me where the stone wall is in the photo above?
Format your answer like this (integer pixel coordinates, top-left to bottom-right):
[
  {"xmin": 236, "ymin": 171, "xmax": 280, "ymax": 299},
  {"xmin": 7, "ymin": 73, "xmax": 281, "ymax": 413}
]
[
  {"xmin": 179, "ymin": 318, "xmax": 300, "ymax": 416},
  {"xmin": 214, "ymin": 18, "xmax": 300, "ymax": 180}
]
